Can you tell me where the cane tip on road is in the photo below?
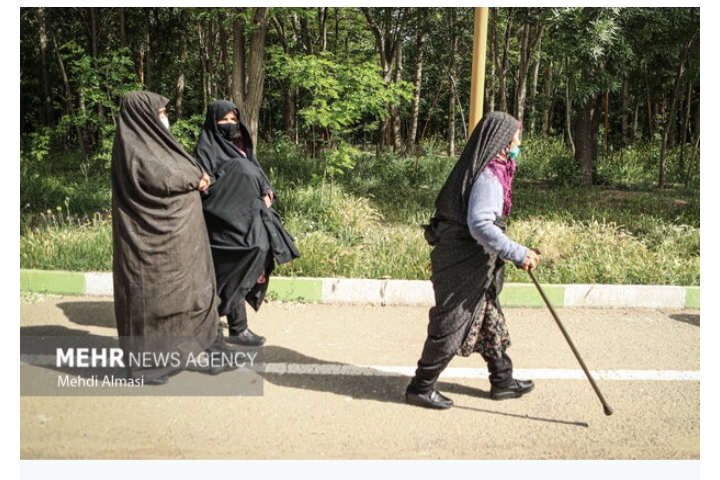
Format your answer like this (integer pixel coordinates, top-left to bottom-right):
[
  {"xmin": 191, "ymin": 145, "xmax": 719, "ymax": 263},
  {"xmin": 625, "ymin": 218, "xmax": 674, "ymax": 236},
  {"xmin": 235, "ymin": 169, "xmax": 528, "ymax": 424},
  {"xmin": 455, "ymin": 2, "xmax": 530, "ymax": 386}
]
[{"xmin": 604, "ymin": 405, "xmax": 614, "ymax": 416}]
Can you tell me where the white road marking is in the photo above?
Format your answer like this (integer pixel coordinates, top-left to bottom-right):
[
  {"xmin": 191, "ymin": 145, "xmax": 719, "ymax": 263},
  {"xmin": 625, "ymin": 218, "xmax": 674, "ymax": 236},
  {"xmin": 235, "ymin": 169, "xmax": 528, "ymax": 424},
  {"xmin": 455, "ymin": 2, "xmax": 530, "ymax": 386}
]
[{"xmin": 260, "ymin": 363, "xmax": 700, "ymax": 381}]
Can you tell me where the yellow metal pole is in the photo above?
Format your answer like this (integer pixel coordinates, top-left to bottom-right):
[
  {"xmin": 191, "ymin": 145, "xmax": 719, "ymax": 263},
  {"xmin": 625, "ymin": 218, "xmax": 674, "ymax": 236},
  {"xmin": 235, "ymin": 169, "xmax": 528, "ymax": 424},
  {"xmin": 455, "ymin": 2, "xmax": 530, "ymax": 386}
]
[{"xmin": 469, "ymin": 7, "xmax": 489, "ymax": 137}]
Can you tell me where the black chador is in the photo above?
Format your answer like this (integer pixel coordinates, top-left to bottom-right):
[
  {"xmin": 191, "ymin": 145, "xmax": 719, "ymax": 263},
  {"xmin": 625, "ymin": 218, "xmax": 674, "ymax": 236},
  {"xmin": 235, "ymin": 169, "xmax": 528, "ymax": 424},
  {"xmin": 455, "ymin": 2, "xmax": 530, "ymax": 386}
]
[{"xmin": 194, "ymin": 100, "xmax": 300, "ymax": 343}]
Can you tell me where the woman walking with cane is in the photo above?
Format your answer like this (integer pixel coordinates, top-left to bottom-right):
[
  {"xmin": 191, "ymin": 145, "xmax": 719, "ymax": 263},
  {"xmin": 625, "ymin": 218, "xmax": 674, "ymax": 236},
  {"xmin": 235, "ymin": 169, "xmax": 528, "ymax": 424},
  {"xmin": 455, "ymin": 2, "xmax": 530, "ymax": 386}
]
[{"xmin": 406, "ymin": 111, "xmax": 541, "ymax": 409}]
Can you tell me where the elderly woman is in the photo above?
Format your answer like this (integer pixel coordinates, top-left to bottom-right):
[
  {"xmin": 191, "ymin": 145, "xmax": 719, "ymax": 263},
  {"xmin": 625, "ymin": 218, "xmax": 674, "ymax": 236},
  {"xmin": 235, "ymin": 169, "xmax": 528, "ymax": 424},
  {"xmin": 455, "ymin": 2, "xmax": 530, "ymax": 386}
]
[
  {"xmin": 111, "ymin": 91, "xmax": 229, "ymax": 385},
  {"xmin": 406, "ymin": 111, "xmax": 541, "ymax": 409},
  {"xmin": 194, "ymin": 100, "xmax": 300, "ymax": 347}
]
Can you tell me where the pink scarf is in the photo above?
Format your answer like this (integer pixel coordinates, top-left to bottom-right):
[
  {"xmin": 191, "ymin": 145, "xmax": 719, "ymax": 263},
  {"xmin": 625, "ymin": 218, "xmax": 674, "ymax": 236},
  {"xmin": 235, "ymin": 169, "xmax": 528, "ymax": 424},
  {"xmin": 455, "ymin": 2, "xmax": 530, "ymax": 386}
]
[{"xmin": 484, "ymin": 146, "xmax": 517, "ymax": 217}]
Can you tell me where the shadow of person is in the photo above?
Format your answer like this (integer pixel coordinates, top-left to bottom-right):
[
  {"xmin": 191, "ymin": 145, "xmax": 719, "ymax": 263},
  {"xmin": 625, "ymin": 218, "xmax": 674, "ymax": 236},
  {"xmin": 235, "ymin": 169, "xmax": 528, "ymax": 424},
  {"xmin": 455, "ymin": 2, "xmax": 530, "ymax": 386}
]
[
  {"xmin": 669, "ymin": 313, "xmax": 700, "ymax": 327},
  {"xmin": 56, "ymin": 300, "xmax": 116, "ymax": 329},
  {"xmin": 20, "ymin": 325, "xmax": 256, "ymax": 396},
  {"xmin": 20, "ymin": 325, "xmax": 124, "ymax": 379},
  {"xmin": 258, "ymin": 345, "xmax": 409, "ymax": 405},
  {"xmin": 435, "ymin": 380, "xmax": 491, "ymax": 400}
]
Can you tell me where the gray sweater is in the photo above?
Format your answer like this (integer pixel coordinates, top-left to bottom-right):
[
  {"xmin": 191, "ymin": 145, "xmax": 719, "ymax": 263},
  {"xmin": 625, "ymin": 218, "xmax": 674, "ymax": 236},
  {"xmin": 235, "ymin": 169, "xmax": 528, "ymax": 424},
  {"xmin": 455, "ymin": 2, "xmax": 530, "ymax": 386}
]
[{"xmin": 466, "ymin": 169, "xmax": 527, "ymax": 267}]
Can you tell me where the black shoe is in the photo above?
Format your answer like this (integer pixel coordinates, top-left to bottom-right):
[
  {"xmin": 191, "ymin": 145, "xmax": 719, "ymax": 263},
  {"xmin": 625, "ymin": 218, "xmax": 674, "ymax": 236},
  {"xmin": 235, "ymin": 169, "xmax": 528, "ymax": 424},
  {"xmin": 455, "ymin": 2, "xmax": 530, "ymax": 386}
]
[
  {"xmin": 226, "ymin": 329, "xmax": 266, "ymax": 347},
  {"xmin": 208, "ymin": 362, "xmax": 239, "ymax": 375},
  {"xmin": 143, "ymin": 374, "xmax": 170, "ymax": 386},
  {"xmin": 405, "ymin": 388, "xmax": 453, "ymax": 410},
  {"xmin": 490, "ymin": 379, "xmax": 535, "ymax": 400},
  {"xmin": 202, "ymin": 345, "xmax": 241, "ymax": 375}
]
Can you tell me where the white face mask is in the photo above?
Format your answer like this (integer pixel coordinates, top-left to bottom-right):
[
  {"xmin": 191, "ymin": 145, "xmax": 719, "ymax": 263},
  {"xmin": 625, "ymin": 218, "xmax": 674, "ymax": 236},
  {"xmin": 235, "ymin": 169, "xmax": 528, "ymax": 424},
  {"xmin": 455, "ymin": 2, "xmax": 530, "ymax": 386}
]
[{"xmin": 160, "ymin": 117, "xmax": 170, "ymax": 130}]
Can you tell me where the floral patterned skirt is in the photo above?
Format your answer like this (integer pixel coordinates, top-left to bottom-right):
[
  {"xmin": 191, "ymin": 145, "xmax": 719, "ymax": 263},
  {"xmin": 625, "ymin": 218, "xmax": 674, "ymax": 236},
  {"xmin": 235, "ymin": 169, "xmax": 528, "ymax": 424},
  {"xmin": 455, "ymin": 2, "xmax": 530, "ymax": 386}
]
[{"xmin": 459, "ymin": 298, "xmax": 511, "ymax": 358}]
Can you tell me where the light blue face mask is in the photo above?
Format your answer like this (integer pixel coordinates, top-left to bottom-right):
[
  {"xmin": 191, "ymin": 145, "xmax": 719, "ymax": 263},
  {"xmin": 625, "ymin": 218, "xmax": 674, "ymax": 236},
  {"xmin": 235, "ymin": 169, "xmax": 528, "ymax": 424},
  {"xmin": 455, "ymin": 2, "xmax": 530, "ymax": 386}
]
[
  {"xmin": 160, "ymin": 117, "xmax": 170, "ymax": 130},
  {"xmin": 508, "ymin": 145, "xmax": 520, "ymax": 160}
]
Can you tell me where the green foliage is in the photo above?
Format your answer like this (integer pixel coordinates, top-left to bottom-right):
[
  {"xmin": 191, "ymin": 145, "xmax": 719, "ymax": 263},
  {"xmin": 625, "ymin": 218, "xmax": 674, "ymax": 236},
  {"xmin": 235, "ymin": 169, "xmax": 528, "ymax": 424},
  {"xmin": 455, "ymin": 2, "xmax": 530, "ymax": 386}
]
[
  {"xmin": 20, "ymin": 213, "xmax": 113, "ymax": 272},
  {"xmin": 269, "ymin": 52, "xmax": 414, "ymax": 184},
  {"xmin": 171, "ymin": 114, "xmax": 205, "ymax": 153},
  {"xmin": 549, "ymin": 7, "xmax": 632, "ymax": 101},
  {"xmin": 514, "ymin": 136, "xmax": 699, "ymax": 190},
  {"xmin": 59, "ymin": 44, "xmax": 143, "ymax": 165},
  {"xmin": 270, "ymin": 53, "xmax": 413, "ymax": 135},
  {"xmin": 20, "ymin": 151, "xmax": 111, "ymax": 215},
  {"xmin": 21, "ymin": 146, "xmax": 699, "ymax": 286},
  {"xmin": 514, "ymin": 136, "xmax": 579, "ymax": 186}
]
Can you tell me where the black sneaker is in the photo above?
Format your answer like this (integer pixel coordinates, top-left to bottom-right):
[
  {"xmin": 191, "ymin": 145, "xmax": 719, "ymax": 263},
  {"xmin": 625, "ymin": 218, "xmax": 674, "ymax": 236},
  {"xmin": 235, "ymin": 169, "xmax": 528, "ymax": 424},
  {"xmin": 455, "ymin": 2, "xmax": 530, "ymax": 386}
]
[{"xmin": 490, "ymin": 379, "xmax": 535, "ymax": 400}]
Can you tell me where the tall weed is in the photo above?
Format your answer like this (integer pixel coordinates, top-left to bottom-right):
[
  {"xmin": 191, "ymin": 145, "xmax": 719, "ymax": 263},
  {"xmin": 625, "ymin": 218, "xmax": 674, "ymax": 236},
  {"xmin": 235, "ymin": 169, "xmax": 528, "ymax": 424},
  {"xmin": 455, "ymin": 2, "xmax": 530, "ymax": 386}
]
[{"xmin": 21, "ymin": 136, "xmax": 700, "ymax": 286}]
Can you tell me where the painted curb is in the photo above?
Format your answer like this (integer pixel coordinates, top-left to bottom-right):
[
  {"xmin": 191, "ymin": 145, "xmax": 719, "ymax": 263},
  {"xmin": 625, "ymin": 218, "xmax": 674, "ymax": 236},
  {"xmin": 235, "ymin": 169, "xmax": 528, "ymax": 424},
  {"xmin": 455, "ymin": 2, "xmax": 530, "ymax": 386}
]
[
  {"xmin": 19, "ymin": 269, "xmax": 699, "ymax": 310},
  {"xmin": 20, "ymin": 270, "xmax": 85, "ymax": 296}
]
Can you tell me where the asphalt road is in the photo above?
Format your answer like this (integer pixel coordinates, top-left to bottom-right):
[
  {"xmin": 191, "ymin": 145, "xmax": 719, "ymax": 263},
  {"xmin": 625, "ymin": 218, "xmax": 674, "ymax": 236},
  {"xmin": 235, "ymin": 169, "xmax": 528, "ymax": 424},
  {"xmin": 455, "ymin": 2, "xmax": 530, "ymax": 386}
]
[{"xmin": 20, "ymin": 295, "xmax": 700, "ymax": 463}]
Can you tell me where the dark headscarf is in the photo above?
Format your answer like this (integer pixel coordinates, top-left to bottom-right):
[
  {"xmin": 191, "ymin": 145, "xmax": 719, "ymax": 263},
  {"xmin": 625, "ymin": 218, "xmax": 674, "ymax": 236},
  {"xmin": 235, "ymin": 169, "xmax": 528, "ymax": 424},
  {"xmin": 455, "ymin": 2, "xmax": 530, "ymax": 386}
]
[
  {"xmin": 194, "ymin": 100, "xmax": 271, "ymax": 195},
  {"xmin": 114, "ymin": 91, "xmax": 204, "ymax": 196},
  {"xmin": 433, "ymin": 111, "xmax": 520, "ymax": 225}
]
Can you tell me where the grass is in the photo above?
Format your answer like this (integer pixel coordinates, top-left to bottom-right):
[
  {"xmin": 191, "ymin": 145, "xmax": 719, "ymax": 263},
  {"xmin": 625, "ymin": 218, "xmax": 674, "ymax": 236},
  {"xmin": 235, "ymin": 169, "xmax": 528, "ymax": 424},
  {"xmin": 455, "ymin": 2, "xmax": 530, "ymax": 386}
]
[{"xmin": 19, "ymin": 136, "xmax": 700, "ymax": 286}]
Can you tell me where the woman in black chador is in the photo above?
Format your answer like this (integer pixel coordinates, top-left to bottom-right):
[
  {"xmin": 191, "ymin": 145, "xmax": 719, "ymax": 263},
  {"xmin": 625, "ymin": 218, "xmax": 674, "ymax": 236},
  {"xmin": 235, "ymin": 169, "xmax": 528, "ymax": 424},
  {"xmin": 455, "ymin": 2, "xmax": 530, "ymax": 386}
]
[
  {"xmin": 405, "ymin": 111, "xmax": 541, "ymax": 409},
  {"xmin": 194, "ymin": 100, "xmax": 300, "ymax": 347},
  {"xmin": 112, "ymin": 90, "xmax": 227, "ymax": 385}
]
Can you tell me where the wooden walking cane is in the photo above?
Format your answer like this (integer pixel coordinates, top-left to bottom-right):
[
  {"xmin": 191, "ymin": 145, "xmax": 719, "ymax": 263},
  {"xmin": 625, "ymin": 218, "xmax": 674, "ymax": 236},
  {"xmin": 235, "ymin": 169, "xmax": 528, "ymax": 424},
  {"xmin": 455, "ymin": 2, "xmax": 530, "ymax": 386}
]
[{"xmin": 527, "ymin": 268, "xmax": 614, "ymax": 416}]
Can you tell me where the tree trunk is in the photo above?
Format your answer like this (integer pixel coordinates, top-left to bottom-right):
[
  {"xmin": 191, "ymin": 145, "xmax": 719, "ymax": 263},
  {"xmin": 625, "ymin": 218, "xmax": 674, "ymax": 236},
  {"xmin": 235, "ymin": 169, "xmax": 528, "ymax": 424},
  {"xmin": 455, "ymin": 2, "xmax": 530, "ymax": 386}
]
[
  {"xmin": 37, "ymin": 8, "xmax": 55, "ymax": 127},
  {"xmin": 564, "ymin": 60, "xmax": 575, "ymax": 154},
  {"xmin": 685, "ymin": 130, "xmax": 699, "ymax": 189},
  {"xmin": 145, "ymin": 9, "xmax": 155, "ymax": 91},
  {"xmin": 448, "ymin": 10, "xmax": 459, "ymax": 156},
  {"xmin": 362, "ymin": 8, "xmax": 407, "ymax": 153},
  {"xmin": 198, "ymin": 16, "xmax": 212, "ymax": 112},
  {"xmin": 516, "ymin": 22, "xmax": 542, "ymax": 124},
  {"xmin": 488, "ymin": 7, "xmax": 497, "ymax": 113},
  {"xmin": 516, "ymin": 23, "xmax": 529, "ymax": 121},
  {"xmin": 175, "ymin": 13, "xmax": 188, "ymax": 119},
  {"xmin": 232, "ymin": 7, "xmax": 269, "ymax": 147},
  {"xmin": 51, "ymin": 31, "xmax": 87, "ymax": 156},
  {"xmin": 270, "ymin": 12, "xmax": 298, "ymax": 140},
  {"xmin": 621, "ymin": 77, "xmax": 630, "ymax": 145},
  {"xmin": 497, "ymin": 13, "xmax": 512, "ymax": 112},
  {"xmin": 318, "ymin": 7, "xmax": 328, "ymax": 53},
  {"xmin": 644, "ymin": 63, "xmax": 654, "ymax": 139},
  {"xmin": 574, "ymin": 94, "xmax": 603, "ymax": 185},
  {"xmin": 392, "ymin": 43, "xmax": 404, "ymax": 153},
  {"xmin": 528, "ymin": 33, "xmax": 542, "ymax": 134},
  {"xmin": 681, "ymin": 81, "xmax": 692, "ymax": 146},
  {"xmin": 119, "ymin": 7, "xmax": 127, "ymax": 49},
  {"xmin": 632, "ymin": 102, "xmax": 639, "ymax": 141},
  {"xmin": 407, "ymin": 26, "xmax": 428, "ymax": 155},
  {"xmin": 541, "ymin": 61, "xmax": 553, "ymax": 136},
  {"xmin": 220, "ymin": 12, "xmax": 232, "ymax": 99},
  {"xmin": 90, "ymin": 8, "xmax": 105, "ymax": 142},
  {"xmin": 659, "ymin": 35, "xmax": 693, "ymax": 188}
]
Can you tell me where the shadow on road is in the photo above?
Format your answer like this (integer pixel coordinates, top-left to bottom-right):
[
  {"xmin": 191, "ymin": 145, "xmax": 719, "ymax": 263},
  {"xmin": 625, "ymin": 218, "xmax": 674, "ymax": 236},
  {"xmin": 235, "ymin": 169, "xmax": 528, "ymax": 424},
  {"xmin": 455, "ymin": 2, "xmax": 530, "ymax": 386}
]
[
  {"xmin": 20, "ymin": 325, "xmax": 124, "ymax": 378},
  {"xmin": 669, "ymin": 313, "xmax": 699, "ymax": 327},
  {"xmin": 258, "ymin": 345, "xmax": 408, "ymax": 405},
  {"xmin": 56, "ymin": 300, "xmax": 116, "ymax": 329}
]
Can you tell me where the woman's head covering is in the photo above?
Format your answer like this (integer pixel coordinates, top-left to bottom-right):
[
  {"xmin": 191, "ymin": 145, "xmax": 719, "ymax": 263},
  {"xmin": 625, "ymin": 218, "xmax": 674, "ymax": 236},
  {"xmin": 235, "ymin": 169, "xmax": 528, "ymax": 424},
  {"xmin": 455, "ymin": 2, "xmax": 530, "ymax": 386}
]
[
  {"xmin": 433, "ymin": 111, "xmax": 520, "ymax": 224},
  {"xmin": 194, "ymin": 100, "xmax": 258, "ymax": 184},
  {"xmin": 112, "ymin": 90, "xmax": 202, "ymax": 196},
  {"xmin": 114, "ymin": 91, "xmax": 199, "ymax": 171}
]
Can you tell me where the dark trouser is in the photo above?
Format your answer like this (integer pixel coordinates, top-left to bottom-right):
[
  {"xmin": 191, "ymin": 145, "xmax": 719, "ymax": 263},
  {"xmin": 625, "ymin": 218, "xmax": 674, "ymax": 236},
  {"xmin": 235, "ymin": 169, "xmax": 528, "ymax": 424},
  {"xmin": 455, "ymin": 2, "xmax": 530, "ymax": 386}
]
[
  {"xmin": 408, "ymin": 297, "xmax": 514, "ymax": 393},
  {"xmin": 227, "ymin": 301, "xmax": 249, "ymax": 336},
  {"xmin": 408, "ymin": 341, "xmax": 514, "ymax": 394},
  {"xmin": 483, "ymin": 352, "xmax": 514, "ymax": 388},
  {"xmin": 207, "ymin": 321, "xmax": 226, "ymax": 349}
]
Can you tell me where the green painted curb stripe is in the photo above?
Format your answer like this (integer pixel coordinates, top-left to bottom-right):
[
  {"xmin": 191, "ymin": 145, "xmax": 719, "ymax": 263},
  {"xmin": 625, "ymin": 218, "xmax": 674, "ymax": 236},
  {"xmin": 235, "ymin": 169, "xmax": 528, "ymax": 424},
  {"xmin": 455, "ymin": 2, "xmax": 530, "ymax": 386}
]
[
  {"xmin": 17, "ymin": 269, "xmax": 698, "ymax": 310},
  {"xmin": 685, "ymin": 287, "xmax": 700, "ymax": 309},
  {"xmin": 499, "ymin": 284, "xmax": 564, "ymax": 308},
  {"xmin": 268, "ymin": 277, "xmax": 322, "ymax": 303},
  {"xmin": 20, "ymin": 269, "xmax": 86, "ymax": 295}
]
